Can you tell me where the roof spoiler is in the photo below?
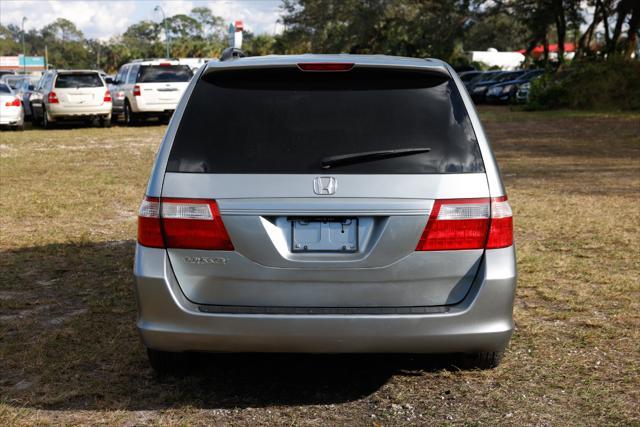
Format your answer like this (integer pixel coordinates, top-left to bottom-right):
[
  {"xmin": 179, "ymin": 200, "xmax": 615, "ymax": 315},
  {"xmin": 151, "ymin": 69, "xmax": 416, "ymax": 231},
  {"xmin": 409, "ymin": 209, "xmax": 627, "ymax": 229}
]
[{"xmin": 220, "ymin": 48, "xmax": 246, "ymax": 62}]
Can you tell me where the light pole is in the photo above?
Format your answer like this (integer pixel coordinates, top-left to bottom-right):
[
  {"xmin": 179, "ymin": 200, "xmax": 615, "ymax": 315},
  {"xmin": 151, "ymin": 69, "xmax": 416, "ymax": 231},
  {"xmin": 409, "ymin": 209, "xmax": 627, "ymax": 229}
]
[
  {"xmin": 21, "ymin": 17, "xmax": 27, "ymax": 74},
  {"xmin": 154, "ymin": 5, "xmax": 170, "ymax": 58}
]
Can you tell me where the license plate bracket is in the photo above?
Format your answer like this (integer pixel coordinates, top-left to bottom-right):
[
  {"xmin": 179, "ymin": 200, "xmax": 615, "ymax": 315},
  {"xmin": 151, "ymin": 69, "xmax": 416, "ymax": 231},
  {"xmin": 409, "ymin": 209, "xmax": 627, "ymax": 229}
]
[{"xmin": 290, "ymin": 217, "xmax": 358, "ymax": 253}]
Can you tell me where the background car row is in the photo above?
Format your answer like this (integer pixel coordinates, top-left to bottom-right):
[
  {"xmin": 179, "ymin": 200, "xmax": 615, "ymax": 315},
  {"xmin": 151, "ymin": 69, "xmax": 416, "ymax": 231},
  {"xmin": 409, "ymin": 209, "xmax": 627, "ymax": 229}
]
[
  {"xmin": 459, "ymin": 69, "xmax": 544, "ymax": 104},
  {"xmin": 0, "ymin": 59, "xmax": 193, "ymax": 130}
]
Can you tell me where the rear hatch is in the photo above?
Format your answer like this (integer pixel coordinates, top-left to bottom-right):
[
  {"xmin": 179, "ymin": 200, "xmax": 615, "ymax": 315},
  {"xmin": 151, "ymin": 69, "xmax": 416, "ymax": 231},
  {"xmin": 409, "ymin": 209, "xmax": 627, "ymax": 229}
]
[
  {"xmin": 136, "ymin": 65, "xmax": 192, "ymax": 105},
  {"xmin": 54, "ymin": 72, "xmax": 105, "ymax": 107},
  {"xmin": 160, "ymin": 64, "xmax": 490, "ymax": 309}
]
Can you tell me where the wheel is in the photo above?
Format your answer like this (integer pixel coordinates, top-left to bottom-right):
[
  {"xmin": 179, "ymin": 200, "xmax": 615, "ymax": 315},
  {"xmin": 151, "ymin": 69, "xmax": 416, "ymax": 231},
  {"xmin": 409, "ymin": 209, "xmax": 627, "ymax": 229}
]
[
  {"xmin": 146, "ymin": 348, "xmax": 186, "ymax": 374},
  {"xmin": 124, "ymin": 101, "xmax": 137, "ymax": 126},
  {"xmin": 14, "ymin": 123, "xmax": 24, "ymax": 131},
  {"xmin": 42, "ymin": 107, "xmax": 53, "ymax": 129},
  {"xmin": 459, "ymin": 351, "xmax": 504, "ymax": 370},
  {"xmin": 99, "ymin": 117, "xmax": 111, "ymax": 128}
]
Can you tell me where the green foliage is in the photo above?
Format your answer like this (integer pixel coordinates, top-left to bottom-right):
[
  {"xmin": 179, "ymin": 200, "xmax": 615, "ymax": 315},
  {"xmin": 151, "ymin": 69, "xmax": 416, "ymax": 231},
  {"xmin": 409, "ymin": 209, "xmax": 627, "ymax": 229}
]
[
  {"xmin": 527, "ymin": 59, "xmax": 640, "ymax": 110},
  {"xmin": 277, "ymin": 0, "xmax": 474, "ymax": 61}
]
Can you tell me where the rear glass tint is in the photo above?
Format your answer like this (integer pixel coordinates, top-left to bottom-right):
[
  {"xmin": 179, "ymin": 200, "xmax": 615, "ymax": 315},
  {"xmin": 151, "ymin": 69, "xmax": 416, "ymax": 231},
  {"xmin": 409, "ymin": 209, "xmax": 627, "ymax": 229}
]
[
  {"xmin": 137, "ymin": 65, "xmax": 193, "ymax": 83},
  {"xmin": 0, "ymin": 84, "xmax": 10, "ymax": 93},
  {"xmin": 55, "ymin": 73, "xmax": 103, "ymax": 88},
  {"xmin": 167, "ymin": 67, "xmax": 484, "ymax": 174}
]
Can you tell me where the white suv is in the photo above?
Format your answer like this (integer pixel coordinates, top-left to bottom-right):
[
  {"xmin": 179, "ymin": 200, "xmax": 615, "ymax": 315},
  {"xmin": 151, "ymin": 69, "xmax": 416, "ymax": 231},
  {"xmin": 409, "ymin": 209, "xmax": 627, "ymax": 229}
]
[
  {"xmin": 30, "ymin": 70, "xmax": 112, "ymax": 128},
  {"xmin": 110, "ymin": 60, "xmax": 193, "ymax": 125}
]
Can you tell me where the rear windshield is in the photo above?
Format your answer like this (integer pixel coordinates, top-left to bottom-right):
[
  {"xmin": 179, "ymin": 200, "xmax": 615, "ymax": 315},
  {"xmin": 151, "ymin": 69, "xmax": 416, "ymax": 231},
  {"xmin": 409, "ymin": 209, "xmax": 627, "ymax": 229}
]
[
  {"xmin": 137, "ymin": 65, "xmax": 193, "ymax": 83},
  {"xmin": 55, "ymin": 73, "xmax": 103, "ymax": 88},
  {"xmin": 167, "ymin": 67, "xmax": 484, "ymax": 174},
  {"xmin": 0, "ymin": 84, "xmax": 10, "ymax": 94}
]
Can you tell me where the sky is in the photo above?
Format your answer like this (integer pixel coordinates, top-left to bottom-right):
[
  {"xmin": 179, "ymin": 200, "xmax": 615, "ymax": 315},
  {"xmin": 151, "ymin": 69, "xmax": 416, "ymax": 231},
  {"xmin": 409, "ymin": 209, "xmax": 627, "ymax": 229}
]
[{"xmin": 0, "ymin": 0, "xmax": 284, "ymax": 40}]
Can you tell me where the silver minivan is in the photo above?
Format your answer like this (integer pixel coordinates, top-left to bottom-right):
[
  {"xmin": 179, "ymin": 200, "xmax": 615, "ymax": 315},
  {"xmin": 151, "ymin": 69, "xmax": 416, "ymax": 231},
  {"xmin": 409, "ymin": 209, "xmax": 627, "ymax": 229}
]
[{"xmin": 134, "ymin": 55, "xmax": 517, "ymax": 373}]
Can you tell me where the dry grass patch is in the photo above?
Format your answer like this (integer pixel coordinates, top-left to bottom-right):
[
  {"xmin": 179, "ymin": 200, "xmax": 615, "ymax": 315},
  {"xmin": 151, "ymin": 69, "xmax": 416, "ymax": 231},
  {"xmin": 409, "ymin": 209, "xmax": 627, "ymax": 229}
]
[{"xmin": 1, "ymin": 110, "xmax": 639, "ymax": 425}]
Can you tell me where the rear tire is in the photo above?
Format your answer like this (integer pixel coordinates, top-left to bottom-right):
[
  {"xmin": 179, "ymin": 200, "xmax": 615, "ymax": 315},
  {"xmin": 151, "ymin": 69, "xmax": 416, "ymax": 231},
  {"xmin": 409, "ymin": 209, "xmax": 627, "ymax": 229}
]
[
  {"xmin": 146, "ymin": 348, "xmax": 185, "ymax": 375},
  {"xmin": 99, "ymin": 117, "xmax": 111, "ymax": 128},
  {"xmin": 42, "ymin": 107, "xmax": 53, "ymax": 129},
  {"xmin": 460, "ymin": 351, "xmax": 504, "ymax": 370},
  {"xmin": 124, "ymin": 101, "xmax": 137, "ymax": 126}
]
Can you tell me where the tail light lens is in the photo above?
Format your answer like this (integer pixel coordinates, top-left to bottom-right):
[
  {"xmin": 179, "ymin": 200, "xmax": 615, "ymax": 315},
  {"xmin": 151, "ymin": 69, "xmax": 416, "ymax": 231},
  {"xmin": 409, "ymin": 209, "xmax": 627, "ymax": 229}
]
[
  {"xmin": 416, "ymin": 197, "xmax": 513, "ymax": 251},
  {"xmin": 137, "ymin": 196, "xmax": 234, "ymax": 250},
  {"xmin": 48, "ymin": 92, "xmax": 59, "ymax": 103},
  {"xmin": 103, "ymin": 90, "xmax": 112, "ymax": 103},
  {"xmin": 486, "ymin": 196, "xmax": 513, "ymax": 249},
  {"xmin": 133, "ymin": 85, "xmax": 141, "ymax": 96},
  {"xmin": 5, "ymin": 97, "xmax": 21, "ymax": 107}
]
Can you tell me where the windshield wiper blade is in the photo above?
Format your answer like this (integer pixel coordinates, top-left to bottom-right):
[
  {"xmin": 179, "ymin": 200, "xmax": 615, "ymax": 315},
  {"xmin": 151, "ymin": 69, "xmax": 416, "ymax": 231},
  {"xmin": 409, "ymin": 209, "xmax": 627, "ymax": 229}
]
[{"xmin": 320, "ymin": 147, "xmax": 431, "ymax": 169}]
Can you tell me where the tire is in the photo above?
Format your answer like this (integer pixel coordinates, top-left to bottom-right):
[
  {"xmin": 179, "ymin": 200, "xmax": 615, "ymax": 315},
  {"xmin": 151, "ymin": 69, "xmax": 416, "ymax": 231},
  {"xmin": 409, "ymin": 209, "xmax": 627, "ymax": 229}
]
[
  {"xmin": 460, "ymin": 351, "xmax": 504, "ymax": 370},
  {"xmin": 42, "ymin": 107, "xmax": 53, "ymax": 129},
  {"xmin": 146, "ymin": 348, "xmax": 186, "ymax": 375},
  {"xmin": 99, "ymin": 117, "xmax": 111, "ymax": 128},
  {"xmin": 124, "ymin": 101, "xmax": 137, "ymax": 126},
  {"xmin": 14, "ymin": 123, "xmax": 24, "ymax": 131}
]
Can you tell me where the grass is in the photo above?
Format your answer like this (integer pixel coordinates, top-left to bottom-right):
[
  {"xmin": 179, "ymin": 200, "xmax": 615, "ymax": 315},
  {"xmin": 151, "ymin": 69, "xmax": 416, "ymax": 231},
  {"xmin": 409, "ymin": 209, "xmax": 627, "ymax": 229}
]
[{"xmin": 1, "ymin": 109, "xmax": 639, "ymax": 425}]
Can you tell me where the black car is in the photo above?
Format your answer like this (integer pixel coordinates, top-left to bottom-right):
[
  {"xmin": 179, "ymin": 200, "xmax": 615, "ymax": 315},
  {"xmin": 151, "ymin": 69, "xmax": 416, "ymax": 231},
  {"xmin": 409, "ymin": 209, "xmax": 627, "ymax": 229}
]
[
  {"xmin": 485, "ymin": 70, "xmax": 545, "ymax": 104},
  {"xmin": 469, "ymin": 71, "xmax": 528, "ymax": 103}
]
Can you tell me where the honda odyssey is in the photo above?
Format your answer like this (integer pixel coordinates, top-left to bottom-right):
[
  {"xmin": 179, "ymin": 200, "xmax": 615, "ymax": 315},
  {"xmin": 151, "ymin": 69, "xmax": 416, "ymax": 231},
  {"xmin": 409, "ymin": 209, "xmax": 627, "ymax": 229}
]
[{"xmin": 134, "ymin": 54, "xmax": 517, "ymax": 372}]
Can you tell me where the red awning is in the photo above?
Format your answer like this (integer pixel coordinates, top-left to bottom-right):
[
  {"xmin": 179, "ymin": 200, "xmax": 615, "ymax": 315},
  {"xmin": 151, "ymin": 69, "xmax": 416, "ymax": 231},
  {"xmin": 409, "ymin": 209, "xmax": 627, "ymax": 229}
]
[{"xmin": 518, "ymin": 43, "xmax": 576, "ymax": 55}]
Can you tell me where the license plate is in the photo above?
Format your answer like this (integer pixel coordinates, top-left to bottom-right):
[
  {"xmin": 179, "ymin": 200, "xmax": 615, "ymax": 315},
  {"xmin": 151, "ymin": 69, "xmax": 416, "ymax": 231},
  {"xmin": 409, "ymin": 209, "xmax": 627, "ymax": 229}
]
[{"xmin": 291, "ymin": 218, "xmax": 358, "ymax": 252}]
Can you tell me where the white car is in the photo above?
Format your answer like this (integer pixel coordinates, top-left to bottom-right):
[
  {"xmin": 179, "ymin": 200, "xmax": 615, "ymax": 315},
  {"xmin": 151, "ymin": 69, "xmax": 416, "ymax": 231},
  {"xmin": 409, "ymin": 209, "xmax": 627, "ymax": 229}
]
[
  {"xmin": 110, "ymin": 59, "xmax": 193, "ymax": 125},
  {"xmin": 0, "ymin": 82, "xmax": 24, "ymax": 130},
  {"xmin": 30, "ymin": 70, "xmax": 112, "ymax": 128}
]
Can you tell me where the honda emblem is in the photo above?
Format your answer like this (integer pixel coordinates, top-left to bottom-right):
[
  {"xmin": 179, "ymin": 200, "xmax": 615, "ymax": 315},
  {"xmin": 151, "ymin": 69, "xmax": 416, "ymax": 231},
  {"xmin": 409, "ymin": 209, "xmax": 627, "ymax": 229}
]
[{"xmin": 313, "ymin": 177, "xmax": 337, "ymax": 195}]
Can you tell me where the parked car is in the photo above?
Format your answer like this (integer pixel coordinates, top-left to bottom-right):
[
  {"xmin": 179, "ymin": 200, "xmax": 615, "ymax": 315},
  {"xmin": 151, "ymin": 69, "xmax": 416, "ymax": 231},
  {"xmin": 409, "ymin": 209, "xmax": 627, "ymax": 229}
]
[
  {"xmin": 110, "ymin": 59, "xmax": 193, "ymax": 125},
  {"xmin": 485, "ymin": 70, "xmax": 545, "ymax": 104},
  {"xmin": 16, "ymin": 77, "xmax": 39, "ymax": 119},
  {"xmin": 1, "ymin": 75, "xmax": 40, "ymax": 119},
  {"xmin": 134, "ymin": 54, "xmax": 516, "ymax": 373},
  {"xmin": 469, "ymin": 71, "xmax": 527, "ymax": 103},
  {"xmin": 463, "ymin": 70, "xmax": 501, "ymax": 92},
  {"xmin": 0, "ymin": 82, "xmax": 25, "ymax": 130},
  {"xmin": 0, "ymin": 70, "xmax": 16, "ymax": 79},
  {"xmin": 516, "ymin": 72, "xmax": 546, "ymax": 103},
  {"xmin": 458, "ymin": 70, "xmax": 483, "ymax": 84},
  {"xmin": 30, "ymin": 70, "xmax": 112, "ymax": 128}
]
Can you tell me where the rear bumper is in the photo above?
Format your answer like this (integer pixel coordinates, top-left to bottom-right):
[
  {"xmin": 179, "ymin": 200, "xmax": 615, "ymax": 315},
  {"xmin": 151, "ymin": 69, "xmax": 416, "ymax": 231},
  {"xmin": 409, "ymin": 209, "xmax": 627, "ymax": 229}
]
[
  {"xmin": 0, "ymin": 108, "xmax": 24, "ymax": 126},
  {"xmin": 48, "ymin": 103, "xmax": 111, "ymax": 118},
  {"xmin": 134, "ymin": 245, "xmax": 517, "ymax": 353},
  {"xmin": 131, "ymin": 100, "xmax": 177, "ymax": 114}
]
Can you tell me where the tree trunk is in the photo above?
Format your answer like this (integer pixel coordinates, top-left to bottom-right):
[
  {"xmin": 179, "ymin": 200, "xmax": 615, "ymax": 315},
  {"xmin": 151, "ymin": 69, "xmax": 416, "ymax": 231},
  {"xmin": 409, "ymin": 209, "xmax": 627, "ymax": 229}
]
[
  {"xmin": 625, "ymin": 4, "xmax": 639, "ymax": 59},
  {"xmin": 610, "ymin": 0, "xmax": 633, "ymax": 54},
  {"xmin": 576, "ymin": 2, "xmax": 602, "ymax": 57},
  {"xmin": 555, "ymin": 0, "xmax": 566, "ymax": 64}
]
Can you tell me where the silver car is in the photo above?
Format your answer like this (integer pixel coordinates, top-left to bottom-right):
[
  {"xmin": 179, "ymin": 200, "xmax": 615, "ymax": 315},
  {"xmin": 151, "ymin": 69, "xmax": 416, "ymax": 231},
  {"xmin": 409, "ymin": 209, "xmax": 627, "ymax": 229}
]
[{"xmin": 134, "ymin": 55, "xmax": 517, "ymax": 373}]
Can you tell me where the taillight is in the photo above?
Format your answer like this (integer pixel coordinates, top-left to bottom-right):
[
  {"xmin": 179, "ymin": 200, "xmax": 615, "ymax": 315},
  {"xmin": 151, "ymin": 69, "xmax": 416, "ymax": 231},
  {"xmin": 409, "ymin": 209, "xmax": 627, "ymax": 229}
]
[
  {"xmin": 485, "ymin": 196, "xmax": 513, "ymax": 249},
  {"xmin": 416, "ymin": 197, "xmax": 513, "ymax": 251},
  {"xmin": 297, "ymin": 63, "xmax": 355, "ymax": 72},
  {"xmin": 48, "ymin": 92, "xmax": 59, "ymax": 103},
  {"xmin": 137, "ymin": 196, "xmax": 234, "ymax": 250},
  {"xmin": 133, "ymin": 85, "xmax": 141, "ymax": 96},
  {"xmin": 138, "ymin": 197, "xmax": 163, "ymax": 248},
  {"xmin": 103, "ymin": 90, "xmax": 112, "ymax": 103},
  {"xmin": 5, "ymin": 97, "xmax": 21, "ymax": 107}
]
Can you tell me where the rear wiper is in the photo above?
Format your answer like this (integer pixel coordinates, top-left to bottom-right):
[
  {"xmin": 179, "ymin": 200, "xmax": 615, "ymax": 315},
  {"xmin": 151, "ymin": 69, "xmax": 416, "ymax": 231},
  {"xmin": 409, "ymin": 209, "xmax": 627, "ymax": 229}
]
[{"xmin": 320, "ymin": 147, "xmax": 430, "ymax": 169}]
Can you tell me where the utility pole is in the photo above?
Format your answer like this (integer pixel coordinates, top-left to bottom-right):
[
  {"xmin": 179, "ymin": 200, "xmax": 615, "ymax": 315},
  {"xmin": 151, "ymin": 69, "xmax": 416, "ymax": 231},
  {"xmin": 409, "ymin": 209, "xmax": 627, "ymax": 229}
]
[
  {"xmin": 21, "ymin": 16, "xmax": 27, "ymax": 74},
  {"xmin": 154, "ymin": 5, "xmax": 170, "ymax": 58}
]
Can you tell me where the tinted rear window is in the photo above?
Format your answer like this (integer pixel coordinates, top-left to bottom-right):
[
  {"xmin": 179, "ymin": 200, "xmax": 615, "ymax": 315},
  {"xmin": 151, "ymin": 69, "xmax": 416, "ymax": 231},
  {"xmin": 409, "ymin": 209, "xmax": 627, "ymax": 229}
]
[
  {"xmin": 55, "ymin": 73, "xmax": 103, "ymax": 88},
  {"xmin": 167, "ymin": 67, "xmax": 484, "ymax": 174},
  {"xmin": 138, "ymin": 65, "xmax": 193, "ymax": 83},
  {"xmin": 0, "ymin": 84, "xmax": 10, "ymax": 93}
]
